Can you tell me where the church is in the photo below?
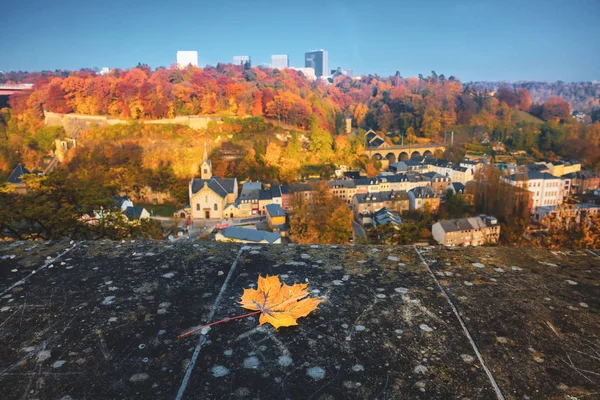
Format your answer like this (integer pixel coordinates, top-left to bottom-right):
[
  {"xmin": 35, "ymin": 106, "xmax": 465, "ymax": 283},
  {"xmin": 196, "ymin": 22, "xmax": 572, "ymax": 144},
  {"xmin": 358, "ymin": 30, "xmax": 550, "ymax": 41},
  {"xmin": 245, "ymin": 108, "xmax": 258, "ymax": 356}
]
[{"xmin": 189, "ymin": 144, "xmax": 238, "ymax": 220}]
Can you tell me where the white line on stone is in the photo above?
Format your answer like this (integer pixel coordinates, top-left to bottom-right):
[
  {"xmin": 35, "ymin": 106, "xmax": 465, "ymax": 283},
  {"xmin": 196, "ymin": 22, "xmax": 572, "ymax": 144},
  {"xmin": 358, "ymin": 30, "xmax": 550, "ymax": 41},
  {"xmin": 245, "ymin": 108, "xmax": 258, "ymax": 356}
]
[
  {"xmin": 175, "ymin": 246, "xmax": 245, "ymax": 400},
  {"xmin": 0, "ymin": 243, "xmax": 77, "ymax": 298},
  {"xmin": 413, "ymin": 246, "xmax": 505, "ymax": 400}
]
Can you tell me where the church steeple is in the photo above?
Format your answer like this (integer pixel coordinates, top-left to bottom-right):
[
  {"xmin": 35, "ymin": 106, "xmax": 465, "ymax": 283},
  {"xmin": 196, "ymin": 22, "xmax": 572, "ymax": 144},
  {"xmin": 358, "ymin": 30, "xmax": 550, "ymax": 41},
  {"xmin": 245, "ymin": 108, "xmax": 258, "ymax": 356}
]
[{"xmin": 200, "ymin": 141, "xmax": 212, "ymax": 179}]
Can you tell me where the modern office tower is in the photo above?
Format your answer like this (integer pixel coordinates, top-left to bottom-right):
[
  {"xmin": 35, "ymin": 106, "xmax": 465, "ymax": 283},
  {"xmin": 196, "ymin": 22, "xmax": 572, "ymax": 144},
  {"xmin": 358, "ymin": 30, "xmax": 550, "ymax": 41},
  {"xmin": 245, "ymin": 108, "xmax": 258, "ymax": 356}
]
[
  {"xmin": 304, "ymin": 49, "xmax": 328, "ymax": 78},
  {"xmin": 233, "ymin": 56, "xmax": 251, "ymax": 66},
  {"xmin": 177, "ymin": 51, "xmax": 199, "ymax": 68},
  {"xmin": 271, "ymin": 54, "xmax": 289, "ymax": 69}
]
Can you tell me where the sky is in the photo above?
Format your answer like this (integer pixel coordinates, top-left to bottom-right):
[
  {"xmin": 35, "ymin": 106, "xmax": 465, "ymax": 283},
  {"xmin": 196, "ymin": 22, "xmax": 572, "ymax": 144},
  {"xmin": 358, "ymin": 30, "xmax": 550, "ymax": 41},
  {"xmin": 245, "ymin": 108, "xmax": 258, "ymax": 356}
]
[{"xmin": 1, "ymin": 0, "xmax": 599, "ymax": 81}]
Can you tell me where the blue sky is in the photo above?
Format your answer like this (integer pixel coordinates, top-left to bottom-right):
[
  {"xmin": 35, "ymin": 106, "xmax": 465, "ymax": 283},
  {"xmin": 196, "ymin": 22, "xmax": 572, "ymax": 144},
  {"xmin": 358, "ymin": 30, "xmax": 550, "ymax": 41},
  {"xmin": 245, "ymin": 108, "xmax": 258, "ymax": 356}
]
[{"xmin": 1, "ymin": 0, "xmax": 599, "ymax": 81}]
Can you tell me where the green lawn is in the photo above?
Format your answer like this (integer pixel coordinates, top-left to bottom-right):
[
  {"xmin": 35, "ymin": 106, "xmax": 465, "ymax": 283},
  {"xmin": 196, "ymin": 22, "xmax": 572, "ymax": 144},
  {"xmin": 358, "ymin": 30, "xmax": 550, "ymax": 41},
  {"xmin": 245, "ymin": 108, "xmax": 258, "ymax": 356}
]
[
  {"xmin": 513, "ymin": 110, "xmax": 543, "ymax": 124},
  {"xmin": 138, "ymin": 203, "xmax": 179, "ymax": 217}
]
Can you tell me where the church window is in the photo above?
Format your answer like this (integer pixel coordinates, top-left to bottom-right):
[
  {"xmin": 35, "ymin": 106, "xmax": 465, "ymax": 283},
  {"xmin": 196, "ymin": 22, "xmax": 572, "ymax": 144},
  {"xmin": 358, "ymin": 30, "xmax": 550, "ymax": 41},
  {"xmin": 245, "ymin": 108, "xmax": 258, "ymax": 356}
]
[
  {"xmin": 196, "ymin": 204, "xmax": 200, "ymax": 211},
  {"xmin": 214, "ymin": 203, "xmax": 218, "ymax": 211}
]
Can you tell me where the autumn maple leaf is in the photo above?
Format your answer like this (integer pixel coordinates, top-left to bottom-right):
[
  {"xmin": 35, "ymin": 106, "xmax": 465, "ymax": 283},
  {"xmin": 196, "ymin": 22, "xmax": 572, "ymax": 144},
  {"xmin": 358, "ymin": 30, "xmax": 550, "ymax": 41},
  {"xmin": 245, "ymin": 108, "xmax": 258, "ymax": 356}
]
[{"xmin": 239, "ymin": 275, "xmax": 322, "ymax": 329}]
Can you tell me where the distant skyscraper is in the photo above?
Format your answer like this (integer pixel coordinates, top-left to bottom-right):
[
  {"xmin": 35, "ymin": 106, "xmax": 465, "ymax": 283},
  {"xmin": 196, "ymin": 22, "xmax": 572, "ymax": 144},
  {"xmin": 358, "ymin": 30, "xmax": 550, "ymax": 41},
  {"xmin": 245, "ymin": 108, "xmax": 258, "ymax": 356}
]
[
  {"xmin": 233, "ymin": 56, "xmax": 251, "ymax": 67},
  {"xmin": 271, "ymin": 55, "xmax": 289, "ymax": 69},
  {"xmin": 177, "ymin": 51, "xmax": 198, "ymax": 68},
  {"xmin": 304, "ymin": 50, "xmax": 328, "ymax": 78}
]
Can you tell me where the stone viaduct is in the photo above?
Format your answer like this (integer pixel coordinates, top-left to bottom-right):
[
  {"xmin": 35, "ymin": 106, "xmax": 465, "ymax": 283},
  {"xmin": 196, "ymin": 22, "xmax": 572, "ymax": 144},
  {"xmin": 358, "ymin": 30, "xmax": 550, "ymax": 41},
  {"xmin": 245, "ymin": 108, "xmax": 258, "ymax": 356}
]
[{"xmin": 365, "ymin": 143, "xmax": 446, "ymax": 163}]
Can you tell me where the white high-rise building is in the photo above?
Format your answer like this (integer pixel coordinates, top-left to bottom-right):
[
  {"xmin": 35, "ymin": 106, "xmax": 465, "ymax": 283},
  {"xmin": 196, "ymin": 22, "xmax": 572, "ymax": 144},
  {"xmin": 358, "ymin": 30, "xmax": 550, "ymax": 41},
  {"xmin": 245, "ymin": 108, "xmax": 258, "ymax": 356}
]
[
  {"xmin": 271, "ymin": 55, "xmax": 289, "ymax": 69},
  {"xmin": 177, "ymin": 51, "xmax": 198, "ymax": 68},
  {"xmin": 233, "ymin": 56, "xmax": 251, "ymax": 66},
  {"xmin": 290, "ymin": 67, "xmax": 316, "ymax": 80}
]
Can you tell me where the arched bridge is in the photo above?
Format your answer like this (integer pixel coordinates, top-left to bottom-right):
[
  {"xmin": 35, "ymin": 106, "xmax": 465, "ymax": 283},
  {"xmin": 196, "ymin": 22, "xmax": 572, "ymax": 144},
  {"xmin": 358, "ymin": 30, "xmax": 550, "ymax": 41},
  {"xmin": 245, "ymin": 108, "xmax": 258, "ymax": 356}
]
[
  {"xmin": 0, "ymin": 84, "xmax": 34, "ymax": 95},
  {"xmin": 365, "ymin": 143, "xmax": 446, "ymax": 163}
]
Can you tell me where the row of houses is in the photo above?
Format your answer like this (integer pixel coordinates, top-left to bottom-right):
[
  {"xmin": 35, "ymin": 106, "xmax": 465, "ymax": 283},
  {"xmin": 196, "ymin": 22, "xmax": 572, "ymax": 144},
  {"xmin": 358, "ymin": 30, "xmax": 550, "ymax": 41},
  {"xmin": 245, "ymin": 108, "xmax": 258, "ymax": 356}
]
[
  {"xmin": 389, "ymin": 157, "xmax": 476, "ymax": 184},
  {"xmin": 183, "ymin": 149, "xmax": 460, "ymax": 222}
]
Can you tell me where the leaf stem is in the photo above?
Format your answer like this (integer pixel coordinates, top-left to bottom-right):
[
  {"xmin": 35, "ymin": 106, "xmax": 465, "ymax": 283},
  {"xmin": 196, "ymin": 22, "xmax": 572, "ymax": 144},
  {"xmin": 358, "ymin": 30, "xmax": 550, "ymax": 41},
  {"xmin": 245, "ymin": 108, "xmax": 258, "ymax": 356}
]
[{"xmin": 178, "ymin": 310, "xmax": 262, "ymax": 339}]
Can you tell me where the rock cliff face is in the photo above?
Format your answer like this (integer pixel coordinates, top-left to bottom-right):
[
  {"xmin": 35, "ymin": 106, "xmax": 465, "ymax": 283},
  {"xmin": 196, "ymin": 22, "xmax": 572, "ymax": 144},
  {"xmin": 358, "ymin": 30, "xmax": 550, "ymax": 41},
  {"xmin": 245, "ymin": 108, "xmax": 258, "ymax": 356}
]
[{"xmin": 0, "ymin": 240, "xmax": 598, "ymax": 399}]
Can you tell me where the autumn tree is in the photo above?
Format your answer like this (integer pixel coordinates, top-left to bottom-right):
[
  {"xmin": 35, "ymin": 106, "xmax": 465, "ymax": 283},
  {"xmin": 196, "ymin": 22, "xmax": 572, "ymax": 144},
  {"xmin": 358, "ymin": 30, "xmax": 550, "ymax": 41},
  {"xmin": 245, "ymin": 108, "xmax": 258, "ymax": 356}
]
[
  {"xmin": 540, "ymin": 96, "xmax": 571, "ymax": 122},
  {"xmin": 263, "ymin": 142, "xmax": 282, "ymax": 168},
  {"xmin": 517, "ymin": 88, "xmax": 532, "ymax": 111},
  {"xmin": 421, "ymin": 105, "xmax": 441, "ymax": 139},
  {"xmin": 289, "ymin": 182, "xmax": 352, "ymax": 244},
  {"xmin": 353, "ymin": 103, "xmax": 368, "ymax": 127},
  {"xmin": 309, "ymin": 125, "xmax": 333, "ymax": 163},
  {"xmin": 251, "ymin": 90, "xmax": 264, "ymax": 116}
]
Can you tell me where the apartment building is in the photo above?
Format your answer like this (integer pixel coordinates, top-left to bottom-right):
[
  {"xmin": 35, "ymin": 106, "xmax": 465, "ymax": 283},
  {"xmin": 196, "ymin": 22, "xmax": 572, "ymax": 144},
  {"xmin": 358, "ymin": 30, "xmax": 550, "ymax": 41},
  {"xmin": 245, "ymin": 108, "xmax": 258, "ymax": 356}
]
[
  {"xmin": 502, "ymin": 171, "xmax": 564, "ymax": 210},
  {"xmin": 408, "ymin": 186, "xmax": 440, "ymax": 212},
  {"xmin": 432, "ymin": 215, "xmax": 500, "ymax": 246},
  {"xmin": 351, "ymin": 191, "xmax": 410, "ymax": 218},
  {"xmin": 329, "ymin": 179, "xmax": 357, "ymax": 204}
]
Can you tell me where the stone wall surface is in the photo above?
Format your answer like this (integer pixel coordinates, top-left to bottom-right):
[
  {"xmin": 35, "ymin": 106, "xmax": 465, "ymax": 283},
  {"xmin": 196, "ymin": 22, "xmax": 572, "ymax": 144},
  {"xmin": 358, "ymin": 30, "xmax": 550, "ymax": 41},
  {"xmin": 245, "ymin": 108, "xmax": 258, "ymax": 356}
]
[
  {"xmin": 0, "ymin": 241, "xmax": 598, "ymax": 399},
  {"xmin": 44, "ymin": 112, "xmax": 222, "ymax": 137}
]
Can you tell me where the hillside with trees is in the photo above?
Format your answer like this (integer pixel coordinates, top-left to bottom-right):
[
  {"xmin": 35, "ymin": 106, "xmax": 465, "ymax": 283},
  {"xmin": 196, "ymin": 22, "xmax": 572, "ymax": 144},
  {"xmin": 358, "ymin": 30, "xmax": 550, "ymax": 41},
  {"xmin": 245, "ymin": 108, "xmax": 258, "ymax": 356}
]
[
  {"xmin": 1, "ymin": 66, "xmax": 600, "ymax": 199},
  {"xmin": 466, "ymin": 81, "xmax": 600, "ymax": 115}
]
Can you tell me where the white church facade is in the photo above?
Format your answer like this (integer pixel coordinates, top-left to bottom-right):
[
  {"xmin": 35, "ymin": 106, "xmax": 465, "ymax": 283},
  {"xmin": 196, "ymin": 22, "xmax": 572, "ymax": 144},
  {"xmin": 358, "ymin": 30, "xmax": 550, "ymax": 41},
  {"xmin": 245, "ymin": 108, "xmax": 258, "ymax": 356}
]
[{"xmin": 189, "ymin": 144, "xmax": 238, "ymax": 220}]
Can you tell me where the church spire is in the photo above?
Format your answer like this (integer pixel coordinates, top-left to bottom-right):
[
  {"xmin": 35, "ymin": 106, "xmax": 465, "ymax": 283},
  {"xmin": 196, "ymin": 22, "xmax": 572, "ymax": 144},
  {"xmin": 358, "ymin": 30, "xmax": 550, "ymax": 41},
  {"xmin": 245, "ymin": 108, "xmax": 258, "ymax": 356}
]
[{"xmin": 200, "ymin": 141, "xmax": 212, "ymax": 180}]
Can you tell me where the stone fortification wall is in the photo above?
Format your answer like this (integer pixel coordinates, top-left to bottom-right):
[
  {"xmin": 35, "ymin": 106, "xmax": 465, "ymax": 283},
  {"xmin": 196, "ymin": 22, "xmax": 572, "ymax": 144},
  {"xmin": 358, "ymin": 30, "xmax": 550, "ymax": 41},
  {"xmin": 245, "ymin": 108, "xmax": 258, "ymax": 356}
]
[{"xmin": 44, "ymin": 112, "xmax": 221, "ymax": 137}]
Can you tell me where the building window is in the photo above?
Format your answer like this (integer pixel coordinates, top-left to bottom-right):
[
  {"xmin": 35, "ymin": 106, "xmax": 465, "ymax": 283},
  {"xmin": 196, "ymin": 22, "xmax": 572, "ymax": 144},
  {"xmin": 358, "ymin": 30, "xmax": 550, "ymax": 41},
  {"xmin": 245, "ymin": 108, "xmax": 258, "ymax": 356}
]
[
  {"xmin": 204, "ymin": 169, "xmax": 208, "ymax": 174},
  {"xmin": 196, "ymin": 204, "xmax": 200, "ymax": 211},
  {"xmin": 214, "ymin": 203, "xmax": 218, "ymax": 211}
]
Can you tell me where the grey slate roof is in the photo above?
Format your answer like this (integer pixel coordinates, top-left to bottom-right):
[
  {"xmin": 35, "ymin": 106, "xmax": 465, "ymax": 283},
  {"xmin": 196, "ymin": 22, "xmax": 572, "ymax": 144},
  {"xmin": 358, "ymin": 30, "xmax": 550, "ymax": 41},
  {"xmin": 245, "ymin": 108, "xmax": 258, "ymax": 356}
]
[
  {"xmin": 365, "ymin": 129, "xmax": 378, "ymax": 142},
  {"xmin": 329, "ymin": 179, "xmax": 357, "ymax": 189},
  {"xmin": 422, "ymin": 171, "xmax": 446, "ymax": 180},
  {"xmin": 407, "ymin": 173, "xmax": 430, "ymax": 183},
  {"xmin": 191, "ymin": 177, "xmax": 236, "ymax": 198},
  {"xmin": 370, "ymin": 137, "xmax": 385, "ymax": 147},
  {"xmin": 354, "ymin": 190, "xmax": 409, "ymax": 204},
  {"xmin": 290, "ymin": 183, "xmax": 313, "ymax": 193},
  {"xmin": 426, "ymin": 158, "xmax": 452, "ymax": 167},
  {"xmin": 241, "ymin": 181, "xmax": 262, "ymax": 192},
  {"xmin": 6, "ymin": 164, "xmax": 31, "ymax": 184},
  {"xmin": 354, "ymin": 178, "xmax": 379, "ymax": 186},
  {"xmin": 409, "ymin": 186, "xmax": 436, "ymax": 198},
  {"xmin": 506, "ymin": 171, "xmax": 560, "ymax": 181},
  {"xmin": 451, "ymin": 182, "xmax": 465, "ymax": 193},
  {"xmin": 265, "ymin": 203, "xmax": 286, "ymax": 217},
  {"xmin": 259, "ymin": 189, "xmax": 273, "ymax": 201},
  {"xmin": 526, "ymin": 164, "xmax": 549, "ymax": 172},
  {"xmin": 564, "ymin": 170, "xmax": 597, "ymax": 180},
  {"xmin": 114, "ymin": 195, "xmax": 130, "ymax": 209},
  {"xmin": 437, "ymin": 216, "xmax": 496, "ymax": 233},
  {"xmin": 219, "ymin": 226, "xmax": 281, "ymax": 243},
  {"xmin": 124, "ymin": 206, "xmax": 147, "ymax": 220},
  {"xmin": 389, "ymin": 161, "xmax": 408, "ymax": 172},
  {"xmin": 372, "ymin": 207, "xmax": 402, "ymax": 227},
  {"xmin": 344, "ymin": 171, "xmax": 361, "ymax": 179},
  {"xmin": 378, "ymin": 174, "xmax": 407, "ymax": 183}
]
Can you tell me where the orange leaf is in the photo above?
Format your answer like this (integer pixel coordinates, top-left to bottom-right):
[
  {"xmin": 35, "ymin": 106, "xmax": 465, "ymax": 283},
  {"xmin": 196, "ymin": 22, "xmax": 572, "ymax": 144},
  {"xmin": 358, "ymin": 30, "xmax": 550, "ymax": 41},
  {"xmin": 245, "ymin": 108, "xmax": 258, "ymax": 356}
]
[{"xmin": 239, "ymin": 275, "xmax": 322, "ymax": 329}]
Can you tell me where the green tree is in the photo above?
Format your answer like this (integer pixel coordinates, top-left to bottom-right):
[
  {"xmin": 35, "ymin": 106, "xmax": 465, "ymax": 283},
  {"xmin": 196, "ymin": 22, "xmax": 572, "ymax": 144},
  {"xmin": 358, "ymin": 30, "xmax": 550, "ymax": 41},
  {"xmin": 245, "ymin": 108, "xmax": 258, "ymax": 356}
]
[
  {"xmin": 0, "ymin": 170, "xmax": 162, "ymax": 240},
  {"xmin": 445, "ymin": 189, "xmax": 466, "ymax": 219}
]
